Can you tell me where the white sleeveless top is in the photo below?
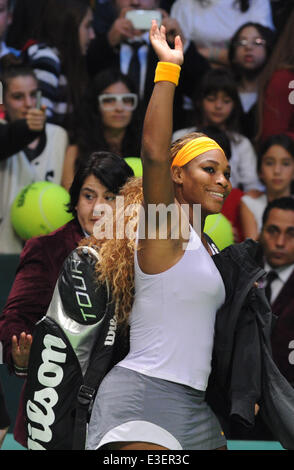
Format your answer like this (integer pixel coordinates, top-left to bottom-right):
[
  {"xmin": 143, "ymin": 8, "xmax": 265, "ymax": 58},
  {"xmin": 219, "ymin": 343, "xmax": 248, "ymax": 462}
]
[{"xmin": 118, "ymin": 226, "xmax": 226, "ymax": 391}]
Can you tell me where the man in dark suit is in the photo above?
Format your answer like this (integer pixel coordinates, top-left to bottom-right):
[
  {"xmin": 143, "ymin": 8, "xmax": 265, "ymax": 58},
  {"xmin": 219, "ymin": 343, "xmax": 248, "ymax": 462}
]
[
  {"xmin": 260, "ymin": 197, "xmax": 294, "ymax": 386},
  {"xmin": 0, "ymin": 152, "xmax": 133, "ymax": 447},
  {"xmin": 87, "ymin": 0, "xmax": 210, "ymax": 130},
  {"xmin": 229, "ymin": 196, "xmax": 294, "ymax": 442}
]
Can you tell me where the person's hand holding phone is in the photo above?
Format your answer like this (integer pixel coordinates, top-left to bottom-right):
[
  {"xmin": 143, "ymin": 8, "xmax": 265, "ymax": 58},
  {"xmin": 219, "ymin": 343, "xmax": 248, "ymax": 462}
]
[
  {"xmin": 107, "ymin": 7, "xmax": 142, "ymax": 47},
  {"xmin": 26, "ymin": 106, "xmax": 46, "ymax": 132},
  {"xmin": 26, "ymin": 91, "xmax": 46, "ymax": 132}
]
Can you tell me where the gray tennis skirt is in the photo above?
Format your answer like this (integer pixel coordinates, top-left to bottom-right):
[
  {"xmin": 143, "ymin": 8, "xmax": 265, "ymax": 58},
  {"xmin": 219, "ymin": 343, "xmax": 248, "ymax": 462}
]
[{"xmin": 86, "ymin": 366, "xmax": 226, "ymax": 450}]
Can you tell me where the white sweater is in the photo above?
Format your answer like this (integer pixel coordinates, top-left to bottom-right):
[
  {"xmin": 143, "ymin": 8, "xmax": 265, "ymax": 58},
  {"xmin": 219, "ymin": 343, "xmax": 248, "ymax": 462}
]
[{"xmin": 0, "ymin": 123, "xmax": 68, "ymax": 253}]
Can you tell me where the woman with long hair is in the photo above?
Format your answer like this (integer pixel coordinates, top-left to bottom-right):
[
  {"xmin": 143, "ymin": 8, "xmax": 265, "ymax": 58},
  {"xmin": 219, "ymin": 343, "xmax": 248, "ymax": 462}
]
[
  {"xmin": 86, "ymin": 20, "xmax": 231, "ymax": 451},
  {"xmin": 256, "ymin": 9, "xmax": 294, "ymax": 143},
  {"xmin": 228, "ymin": 21, "xmax": 276, "ymax": 139},
  {"xmin": 240, "ymin": 134, "xmax": 294, "ymax": 240},
  {"xmin": 25, "ymin": 0, "xmax": 95, "ymax": 136},
  {"xmin": 61, "ymin": 68, "xmax": 142, "ymax": 190}
]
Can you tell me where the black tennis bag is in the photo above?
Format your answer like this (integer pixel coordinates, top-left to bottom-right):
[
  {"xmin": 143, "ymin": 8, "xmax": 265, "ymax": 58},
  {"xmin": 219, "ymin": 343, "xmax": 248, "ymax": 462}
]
[{"xmin": 24, "ymin": 246, "xmax": 128, "ymax": 450}]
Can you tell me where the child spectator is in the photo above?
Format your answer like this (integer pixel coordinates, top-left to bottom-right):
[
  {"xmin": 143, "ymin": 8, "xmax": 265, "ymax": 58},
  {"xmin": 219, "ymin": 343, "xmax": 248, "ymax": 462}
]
[
  {"xmin": 240, "ymin": 134, "xmax": 294, "ymax": 239},
  {"xmin": 173, "ymin": 68, "xmax": 262, "ymax": 192}
]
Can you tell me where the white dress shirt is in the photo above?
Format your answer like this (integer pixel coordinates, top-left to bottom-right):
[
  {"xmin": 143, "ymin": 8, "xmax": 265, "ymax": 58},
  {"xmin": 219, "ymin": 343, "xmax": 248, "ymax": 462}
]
[
  {"xmin": 120, "ymin": 32, "xmax": 149, "ymax": 99},
  {"xmin": 264, "ymin": 262, "xmax": 294, "ymax": 304}
]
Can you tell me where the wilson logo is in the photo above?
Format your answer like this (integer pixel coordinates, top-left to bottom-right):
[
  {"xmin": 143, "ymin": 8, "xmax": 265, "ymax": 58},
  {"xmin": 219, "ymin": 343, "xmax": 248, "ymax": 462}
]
[
  {"xmin": 26, "ymin": 334, "xmax": 67, "ymax": 450},
  {"xmin": 104, "ymin": 317, "xmax": 117, "ymax": 346}
]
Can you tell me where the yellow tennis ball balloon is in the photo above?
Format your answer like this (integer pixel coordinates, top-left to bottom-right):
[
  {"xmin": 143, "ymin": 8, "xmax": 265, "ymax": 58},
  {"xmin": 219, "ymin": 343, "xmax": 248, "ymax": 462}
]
[
  {"xmin": 124, "ymin": 157, "xmax": 142, "ymax": 177},
  {"xmin": 204, "ymin": 213, "xmax": 234, "ymax": 251},
  {"xmin": 11, "ymin": 181, "xmax": 73, "ymax": 240}
]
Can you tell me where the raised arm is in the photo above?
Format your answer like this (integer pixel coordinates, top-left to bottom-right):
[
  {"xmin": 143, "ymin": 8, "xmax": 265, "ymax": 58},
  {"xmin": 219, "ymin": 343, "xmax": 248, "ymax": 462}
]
[
  {"xmin": 141, "ymin": 21, "xmax": 183, "ymax": 208},
  {"xmin": 137, "ymin": 22, "xmax": 185, "ymax": 275}
]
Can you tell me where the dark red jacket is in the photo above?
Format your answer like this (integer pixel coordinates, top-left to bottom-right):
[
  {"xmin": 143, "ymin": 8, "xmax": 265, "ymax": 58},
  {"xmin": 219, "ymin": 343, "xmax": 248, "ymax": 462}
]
[
  {"xmin": 0, "ymin": 218, "xmax": 83, "ymax": 446},
  {"xmin": 271, "ymin": 268, "xmax": 294, "ymax": 386},
  {"xmin": 261, "ymin": 69, "xmax": 294, "ymax": 142}
]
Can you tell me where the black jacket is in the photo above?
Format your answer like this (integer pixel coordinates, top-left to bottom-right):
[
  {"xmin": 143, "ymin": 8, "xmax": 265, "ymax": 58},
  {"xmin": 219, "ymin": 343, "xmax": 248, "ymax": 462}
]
[
  {"xmin": 207, "ymin": 239, "xmax": 294, "ymax": 450},
  {"xmin": 0, "ymin": 120, "xmax": 44, "ymax": 160}
]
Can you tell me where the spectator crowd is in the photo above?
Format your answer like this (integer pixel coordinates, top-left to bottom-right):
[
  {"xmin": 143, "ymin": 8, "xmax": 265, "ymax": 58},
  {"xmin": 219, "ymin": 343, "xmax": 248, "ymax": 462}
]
[{"xmin": 1, "ymin": 0, "xmax": 294, "ymax": 450}]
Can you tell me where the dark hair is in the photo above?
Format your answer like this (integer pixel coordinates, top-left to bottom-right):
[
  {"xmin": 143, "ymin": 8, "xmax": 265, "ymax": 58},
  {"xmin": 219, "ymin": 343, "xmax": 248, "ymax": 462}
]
[
  {"xmin": 257, "ymin": 134, "xmax": 294, "ymax": 173},
  {"xmin": 228, "ymin": 22, "xmax": 276, "ymax": 81},
  {"xmin": 193, "ymin": 68, "xmax": 243, "ymax": 132},
  {"xmin": 198, "ymin": 124, "xmax": 232, "ymax": 160},
  {"xmin": 75, "ymin": 68, "xmax": 142, "ymax": 165},
  {"xmin": 0, "ymin": 56, "xmax": 38, "ymax": 112},
  {"xmin": 67, "ymin": 151, "xmax": 134, "ymax": 216},
  {"xmin": 35, "ymin": 0, "xmax": 91, "ymax": 116},
  {"xmin": 262, "ymin": 196, "xmax": 294, "ymax": 227},
  {"xmin": 1, "ymin": 63, "xmax": 37, "ymax": 90}
]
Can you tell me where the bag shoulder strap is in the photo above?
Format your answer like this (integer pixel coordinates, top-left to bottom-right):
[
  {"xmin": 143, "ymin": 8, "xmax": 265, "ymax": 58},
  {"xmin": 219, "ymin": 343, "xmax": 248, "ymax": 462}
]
[{"xmin": 71, "ymin": 246, "xmax": 117, "ymax": 450}]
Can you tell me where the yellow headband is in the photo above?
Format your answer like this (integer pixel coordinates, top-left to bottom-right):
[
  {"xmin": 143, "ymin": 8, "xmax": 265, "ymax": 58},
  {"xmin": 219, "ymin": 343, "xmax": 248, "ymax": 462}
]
[{"xmin": 171, "ymin": 136, "xmax": 225, "ymax": 167}]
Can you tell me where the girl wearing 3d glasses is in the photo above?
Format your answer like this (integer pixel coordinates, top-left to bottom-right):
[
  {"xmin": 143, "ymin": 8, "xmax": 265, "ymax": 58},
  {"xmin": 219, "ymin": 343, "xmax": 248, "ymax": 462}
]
[{"xmin": 61, "ymin": 68, "xmax": 142, "ymax": 190}]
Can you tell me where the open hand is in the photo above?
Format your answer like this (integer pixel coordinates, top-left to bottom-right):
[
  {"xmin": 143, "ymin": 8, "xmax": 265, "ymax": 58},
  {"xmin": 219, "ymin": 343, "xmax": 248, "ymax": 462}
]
[
  {"xmin": 149, "ymin": 20, "xmax": 183, "ymax": 66},
  {"xmin": 12, "ymin": 332, "xmax": 33, "ymax": 369}
]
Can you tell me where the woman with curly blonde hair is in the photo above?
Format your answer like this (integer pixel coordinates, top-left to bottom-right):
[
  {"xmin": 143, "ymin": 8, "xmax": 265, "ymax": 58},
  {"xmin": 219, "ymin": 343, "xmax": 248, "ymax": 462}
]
[{"xmin": 87, "ymin": 21, "xmax": 232, "ymax": 451}]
